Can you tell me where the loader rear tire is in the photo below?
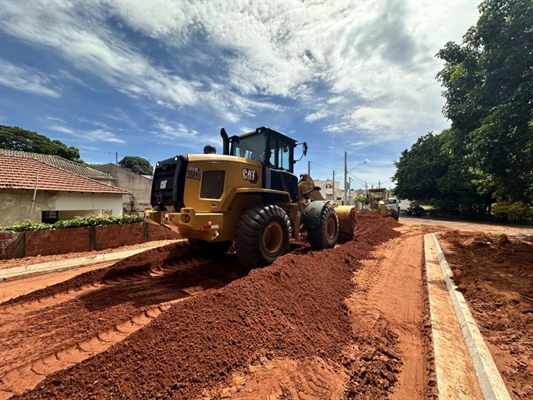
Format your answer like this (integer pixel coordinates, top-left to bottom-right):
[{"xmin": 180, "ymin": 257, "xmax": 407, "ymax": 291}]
[
  {"xmin": 235, "ymin": 204, "xmax": 291, "ymax": 268},
  {"xmin": 308, "ymin": 206, "xmax": 339, "ymax": 250},
  {"xmin": 188, "ymin": 239, "xmax": 232, "ymax": 257}
]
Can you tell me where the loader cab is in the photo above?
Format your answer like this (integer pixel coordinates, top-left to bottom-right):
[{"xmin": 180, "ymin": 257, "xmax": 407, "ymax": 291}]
[{"xmin": 222, "ymin": 127, "xmax": 301, "ymax": 201}]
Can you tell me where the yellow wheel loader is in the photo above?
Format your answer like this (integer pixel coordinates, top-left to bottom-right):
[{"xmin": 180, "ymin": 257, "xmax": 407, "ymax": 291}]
[{"xmin": 145, "ymin": 126, "xmax": 355, "ymax": 268}]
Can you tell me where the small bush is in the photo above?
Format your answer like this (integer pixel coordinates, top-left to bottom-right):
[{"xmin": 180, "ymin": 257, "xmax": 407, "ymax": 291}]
[
  {"xmin": 0, "ymin": 214, "xmax": 144, "ymax": 232},
  {"xmin": 355, "ymin": 195, "xmax": 369, "ymax": 205},
  {"xmin": 491, "ymin": 201, "xmax": 532, "ymax": 220}
]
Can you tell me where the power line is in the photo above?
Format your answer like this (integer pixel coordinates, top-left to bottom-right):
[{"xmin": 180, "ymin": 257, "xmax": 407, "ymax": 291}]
[
  {"xmin": 80, "ymin": 148, "xmax": 124, "ymax": 157},
  {"xmin": 79, "ymin": 148, "xmax": 125, "ymax": 165},
  {"xmin": 309, "ymin": 161, "xmax": 344, "ymax": 171},
  {"xmin": 348, "ymin": 172, "xmax": 367, "ymax": 184}
]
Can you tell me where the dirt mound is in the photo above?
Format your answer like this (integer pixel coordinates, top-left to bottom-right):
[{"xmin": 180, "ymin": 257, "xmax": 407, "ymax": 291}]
[
  {"xmin": 11, "ymin": 212, "xmax": 403, "ymax": 399},
  {"xmin": 439, "ymin": 232, "xmax": 533, "ymax": 398},
  {"xmin": 353, "ymin": 212, "xmax": 401, "ymax": 241},
  {"xmin": 2, "ymin": 242, "xmax": 189, "ymax": 307}
]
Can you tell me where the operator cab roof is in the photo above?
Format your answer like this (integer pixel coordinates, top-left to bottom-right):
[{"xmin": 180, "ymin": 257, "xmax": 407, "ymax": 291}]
[{"xmin": 239, "ymin": 126, "xmax": 297, "ymax": 146}]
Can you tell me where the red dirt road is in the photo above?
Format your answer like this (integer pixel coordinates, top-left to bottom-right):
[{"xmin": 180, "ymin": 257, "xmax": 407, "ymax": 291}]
[{"xmin": 0, "ymin": 214, "xmax": 531, "ymax": 399}]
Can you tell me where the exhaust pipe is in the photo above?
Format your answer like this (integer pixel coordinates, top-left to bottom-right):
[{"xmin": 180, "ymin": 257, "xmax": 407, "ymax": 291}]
[{"xmin": 220, "ymin": 128, "xmax": 229, "ymax": 155}]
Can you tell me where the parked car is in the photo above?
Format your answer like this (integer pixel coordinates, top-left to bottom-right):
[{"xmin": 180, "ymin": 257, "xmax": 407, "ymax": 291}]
[
  {"xmin": 406, "ymin": 203, "xmax": 425, "ymax": 216},
  {"xmin": 386, "ymin": 198, "xmax": 401, "ymax": 213}
]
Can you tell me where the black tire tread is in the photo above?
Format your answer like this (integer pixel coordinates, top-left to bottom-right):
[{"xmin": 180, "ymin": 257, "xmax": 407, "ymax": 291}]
[
  {"xmin": 308, "ymin": 206, "xmax": 339, "ymax": 250},
  {"xmin": 235, "ymin": 204, "xmax": 291, "ymax": 268}
]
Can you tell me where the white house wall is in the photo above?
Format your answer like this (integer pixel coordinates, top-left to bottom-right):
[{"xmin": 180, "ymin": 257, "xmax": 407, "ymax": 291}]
[
  {"xmin": 0, "ymin": 189, "xmax": 123, "ymax": 226},
  {"xmin": 54, "ymin": 193, "xmax": 123, "ymax": 215}
]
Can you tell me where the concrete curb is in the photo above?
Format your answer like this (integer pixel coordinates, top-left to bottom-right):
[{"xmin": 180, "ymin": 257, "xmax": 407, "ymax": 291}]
[
  {"xmin": 0, "ymin": 247, "xmax": 158, "ymax": 281},
  {"xmin": 431, "ymin": 233, "xmax": 511, "ymax": 400}
]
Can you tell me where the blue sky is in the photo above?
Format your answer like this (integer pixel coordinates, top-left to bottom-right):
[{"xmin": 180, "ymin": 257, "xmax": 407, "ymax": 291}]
[{"xmin": 0, "ymin": 0, "xmax": 481, "ymax": 191}]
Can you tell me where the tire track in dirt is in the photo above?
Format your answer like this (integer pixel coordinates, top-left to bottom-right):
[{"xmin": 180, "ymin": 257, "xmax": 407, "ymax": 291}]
[
  {"xmin": 0, "ymin": 243, "xmax": 251, "ymax": 399},
  {"xmin": 4, "ymin": 213, "xmax": 407, "ymax": 400},
  {"xmin": 0, "ymin": 303, "xmax": 178, "ymax": 398},
  {"xmin": 1, "ymin": 214, "xmax": 452, "ymax": 400},
  {"xmin": 345, "ymin": 222, "xmax": 433, "ymax": 399}
]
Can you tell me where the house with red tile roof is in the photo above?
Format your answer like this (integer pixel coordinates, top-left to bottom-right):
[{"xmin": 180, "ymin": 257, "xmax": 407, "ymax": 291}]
[
  {"xmin": 0, "ymin": 149, "xmax": 115, "ymax": 184},
  {"xmin": 0, "ymin": 154, "xmax": 131, "ymax": 226}
]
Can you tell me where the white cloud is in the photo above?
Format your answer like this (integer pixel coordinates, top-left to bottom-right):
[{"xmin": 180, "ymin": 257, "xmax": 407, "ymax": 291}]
[
  {"xmin": 49, "ymin": 124, "xmax": 125, "ymax": 144},
  {"xmin": 0, "ymin": 60, "xmax": 60, "ymax": 98},
  {"xmin": 46, "ymin": 116, "xmax": 67, "ymax": 124},
  {"xmin": 1, "ymin": 0, "xmax": 481, "ymax": 146},
  {"xmin": 305, "ymin": 110, "xmax": 329, "ymax": 123},
  {"xmin": 86, "ymin": 129, "xmax": 125, "ymax": 144},
  {"xmin": 155, "ymin": 121, "xmax": 198, "ymax": 140},
  {"xmin": 49, "ymin": 125, "xmax": 75, "ymax": 134}
]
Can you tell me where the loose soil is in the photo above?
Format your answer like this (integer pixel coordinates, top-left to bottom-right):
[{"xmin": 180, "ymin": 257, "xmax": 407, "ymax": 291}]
[
  {"xmin": 438, "ymin": 230, "xmax": 533, "ymax": 399},
  {"xmin": 0, "ymin": 214, "xmax": 531, "ymax": 399},
  {"xmin": 0, "ymin": 240, "xmax": 181, "ymax": 271}
]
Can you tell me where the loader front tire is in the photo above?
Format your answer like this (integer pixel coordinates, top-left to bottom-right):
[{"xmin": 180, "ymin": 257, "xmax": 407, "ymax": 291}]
[
  {"xmin": 308, "ymin": 206, "xmax": 339, "ymax": 250},
  {"xmin": 188, "ymin": 239, "xmax": 232, "ymax": 257},
  {"xmin": 235, "ymin": 204, "xmax": 291, "ymax": 268}
]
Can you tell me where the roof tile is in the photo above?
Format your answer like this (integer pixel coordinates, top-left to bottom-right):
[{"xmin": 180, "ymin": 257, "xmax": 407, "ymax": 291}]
[
  {"xmin": 0, "ymin": 149, "xmax": 114, "ymax": 180},
  {"xmin": 0, "ymin": 155, "xmax": 130, "ymax": 195}
]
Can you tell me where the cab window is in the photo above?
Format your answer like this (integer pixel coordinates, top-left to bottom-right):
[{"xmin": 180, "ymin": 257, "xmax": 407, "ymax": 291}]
[{"xmin": 234, "ymin": 134, "xmax": 265, "ymax": 162}]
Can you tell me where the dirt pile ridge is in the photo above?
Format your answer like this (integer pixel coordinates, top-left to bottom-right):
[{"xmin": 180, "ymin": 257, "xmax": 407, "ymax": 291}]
[
  {"xmin": 439, "ymin": 230, "xmax": 533, "ymax": 399},
  {"xmin": 9, "ymin": 212, "xmax": 405, "ymax": 400}
]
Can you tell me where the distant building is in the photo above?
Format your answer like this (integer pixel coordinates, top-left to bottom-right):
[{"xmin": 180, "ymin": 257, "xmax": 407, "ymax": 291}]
[
  {"xmin": 314, "ymin": 179, "xmax": 340, "ymax": 200},
  {"xmin": 96, "ymin": 164, "xmax": 153, "ymax": 212},
  {"xmin": 0, "ymin": 154, "xmax": 130, "ymax": 226}
]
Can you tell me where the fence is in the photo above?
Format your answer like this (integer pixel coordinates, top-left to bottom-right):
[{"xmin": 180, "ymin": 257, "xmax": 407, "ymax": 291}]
[{"xmin": 0, "ymin": 222, "xmax": 180, "ymax": 260}]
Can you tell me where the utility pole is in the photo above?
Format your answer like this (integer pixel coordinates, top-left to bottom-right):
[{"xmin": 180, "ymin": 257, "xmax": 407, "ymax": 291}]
[
  {"xmin": 116, "ymin": 152, "xmax": 118, "ymax": 165},
  {"xmin": 344, "ymin": 151, "xmax": 348, "ymax": 205},
  {"xmin": 349, "ymin": 177, "xmax": 352, "ymax": 205},
  {"xmin": 308, "ymin": 161, "xmax": 311, "ymax": 176},
  {"xmin": 332, "ymin": 170, "xmax": 335, "ymax": 201}
]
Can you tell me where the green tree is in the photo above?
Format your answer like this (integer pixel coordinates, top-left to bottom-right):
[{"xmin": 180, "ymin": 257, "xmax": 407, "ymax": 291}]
[
  {"xmin": 392, "ymin": 131, "xmax": 488, "ymax": 217},
  {"xmin": 0, "ymin": 125, "xmax": 82, "ymax": 162},
  {"xmin": 436, "ymin": 0, "xmax": 533, "ymax": 204},
  {"xmin": 118, "ymin": 156, "xmax": 153, "ymax": 175},
  {"xmin": 392, "ymin": 133, "xmax": 449, "ymax": 201}
]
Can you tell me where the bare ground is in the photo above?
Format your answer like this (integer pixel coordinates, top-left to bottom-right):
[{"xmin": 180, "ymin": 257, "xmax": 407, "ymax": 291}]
[{"xmin": 0, "ymin": 214, "xmax": 531, "ymax": 399}]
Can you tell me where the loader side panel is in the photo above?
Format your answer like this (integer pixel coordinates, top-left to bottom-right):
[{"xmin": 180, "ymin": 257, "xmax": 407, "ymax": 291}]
[{"xmin": 268, "ymin": 169, "xmax": 299, "ymax": 202}]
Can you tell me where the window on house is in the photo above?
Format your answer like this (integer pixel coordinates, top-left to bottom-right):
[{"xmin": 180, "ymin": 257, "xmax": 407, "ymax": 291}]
[{"xmin": 42, "ymin": 210, "xmax": 59, "ymax": 224}]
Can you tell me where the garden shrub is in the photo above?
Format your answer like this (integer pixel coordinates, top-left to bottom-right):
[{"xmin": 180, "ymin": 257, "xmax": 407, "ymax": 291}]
[{"xmin": 0, "ymin": 214, "xmax": 144, "ymax": 232}]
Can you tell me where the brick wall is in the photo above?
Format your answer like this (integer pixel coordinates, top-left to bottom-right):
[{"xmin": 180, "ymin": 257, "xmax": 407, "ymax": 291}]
[
  {"xmin": 147, "ymin": 223, "xmax": 181, "ymax": 241},
  {"xmin": 25, "ymin": 226, "xmax": 90, "ymax": 257},
  {"xmin": 0, "ymin": 231, "xmax": 25, "ymax": 259},
  {"xmin": 94, "ymin": 223, "xmax": 144, "ymax": 251},
  {"xmin": 0, "ymin": 222, "xmax": 181, "ymax": 260}
]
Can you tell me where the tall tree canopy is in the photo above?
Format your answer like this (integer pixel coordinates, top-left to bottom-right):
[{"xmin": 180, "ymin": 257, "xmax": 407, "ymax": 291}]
[
  {"xmin": 393, "ymin": 0, "xmax": 532, "ymax": 217},
  {"xmin": 0, "ymin": 125, "xmax": 82, "ymax": 162},
  {"xmin": 436, "ymin": 0, "xmax": 533, "ymax": 203},
  {"xmin": 393, "ymin": 133, "xmax": 448, "ymax": 202},
  {"xmin": 118, "ymin": 156, "xmax": 154, "ymax": 176},
  {"xmin": 392, "ymin": 131, "xmax": 489, "ymax": 216}
]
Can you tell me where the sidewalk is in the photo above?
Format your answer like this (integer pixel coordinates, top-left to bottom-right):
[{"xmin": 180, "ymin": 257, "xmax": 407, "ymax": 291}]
[
  {"xmin": 424, "ymin": 233, "xmax": 511, "ymax": 400},
  {"xmin": 0, "ymin": 239, "xmax": 183, "ymax": 281}
]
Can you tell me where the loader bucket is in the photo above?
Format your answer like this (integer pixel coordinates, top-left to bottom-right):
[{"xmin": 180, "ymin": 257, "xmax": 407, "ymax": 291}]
[{"xmin": 333, "ymin": 205, "xmax": 356, "ymax": 241}]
